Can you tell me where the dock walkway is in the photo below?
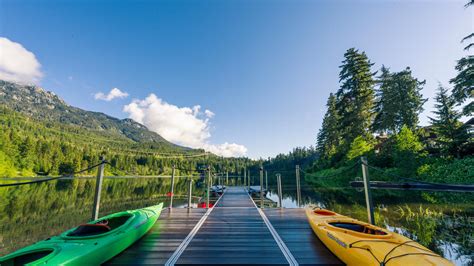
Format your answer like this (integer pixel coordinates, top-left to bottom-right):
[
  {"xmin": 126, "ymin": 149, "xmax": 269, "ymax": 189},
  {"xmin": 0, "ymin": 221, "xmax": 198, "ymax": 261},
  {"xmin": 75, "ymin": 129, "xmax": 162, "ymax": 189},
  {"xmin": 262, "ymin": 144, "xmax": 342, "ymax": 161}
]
[{"xmin": 107, "ymin": 187, "xmax": 342, "ymax": 265}]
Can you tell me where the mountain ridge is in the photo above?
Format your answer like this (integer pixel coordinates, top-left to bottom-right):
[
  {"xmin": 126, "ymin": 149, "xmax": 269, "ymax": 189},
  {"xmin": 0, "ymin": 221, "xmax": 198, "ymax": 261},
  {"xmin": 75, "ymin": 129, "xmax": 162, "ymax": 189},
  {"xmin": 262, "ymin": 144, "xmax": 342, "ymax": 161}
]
[{"xmin": 0, "ymin": 79, "xmax": 190, "ymax": 150}]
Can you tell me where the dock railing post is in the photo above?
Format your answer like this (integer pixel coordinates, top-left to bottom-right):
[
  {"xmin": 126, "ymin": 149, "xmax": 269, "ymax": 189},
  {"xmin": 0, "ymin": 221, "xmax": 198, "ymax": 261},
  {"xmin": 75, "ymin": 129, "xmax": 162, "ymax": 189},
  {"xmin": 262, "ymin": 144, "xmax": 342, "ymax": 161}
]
[
  {"xmin": 265, "ymin": 170, "xmax": 268, "ymax": 191},
  {"xmin": 187, "ymin": 178, "xmax": 193, "ymax": 208},
  {"xmin": 244, "ymin": 168, "xmax": 247, "ymax": 187},
  {"xmin": 260, "ymin": 166, "xmax": 264, "ymax": 208},
  {"xmin": 248, "ymin": 170, "xmax": 250, "ymax": 191},
  {"xmin": 277, "ymin": 174, "xmax": 282, "ymax": 209},
  {"xmin": 169, "ymin": 165, "xmax": 176, "ymax": 209},
  {"xmin": 92, "ymin": 156, "xmax": 106, "ymax": 221},
  {"xmin": 361, "ymin": 157, "xmax": 375, "ymax": 225},
  {"xmin": 296, "ymin": 165, "xmax": 301, "ymax": 207},
  {"xmin": 207, "ymin": 165, "xmax": 211, "ymax": 209}
]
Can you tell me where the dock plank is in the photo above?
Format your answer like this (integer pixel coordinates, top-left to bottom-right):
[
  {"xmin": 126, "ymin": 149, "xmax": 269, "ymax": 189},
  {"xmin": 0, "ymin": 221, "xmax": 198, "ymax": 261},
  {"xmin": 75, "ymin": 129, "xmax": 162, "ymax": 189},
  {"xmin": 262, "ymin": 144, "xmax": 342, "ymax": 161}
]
[
  {"xmin": 106, "ymin": 187, "xmax": 343, "ymax": 265},
  {"xmin": 263, "ymin": 208, "xmax": 343, "ymax": 265},
  {"xmin": 105, "ymin": 208, "xmax": 206, "ymax": 265},
  {"xmin": 176, "ymin": 187, "xmax": 288, "ymax": 265}
]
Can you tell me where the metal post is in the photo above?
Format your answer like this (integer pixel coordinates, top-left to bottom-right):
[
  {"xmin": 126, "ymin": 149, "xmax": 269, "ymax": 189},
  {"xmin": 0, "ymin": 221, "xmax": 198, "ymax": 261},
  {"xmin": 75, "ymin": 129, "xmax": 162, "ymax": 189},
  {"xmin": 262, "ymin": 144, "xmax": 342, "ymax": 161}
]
[
  {"xmin": 207, "ymin": 166, "xmax": 211, "ymax": 209},
  {"xmin": 226, "ymin": 171, "xmax": 228, "ymax": 186},
  {"xmin": 361, "ymin": 157, "xmax": 375, "ymax": 225},
  {"xmin": 260, "ymin": 166, "xmax": 264, "ymax": 208},
  {"xmin": 248, "ymin": 170, "xmax": 251, "ymax": 191},
  {"xmin": 92, "ymin": 156, "xmax": 106, "ymax": 221},
  {"xmin": 244, "ymin": 168, "xmax": 247, "ymax": 187},
  {"xmin": 265, "ymin": 170, "xmax": 268, "ymax": 191},
  {"xmin": 277, "ymin": 174, "xmax": 282, "ymax": 209},
  {"xmin": 296, "ymin": 165, "xmax": 301, "ymax": 207},
  {"xmin": 187, "ymin": 178, "xmax": 193, "ymax": 208},
  {"xmin": 169, "ymin": 165, "xmax": 176, "ymax": 209}
]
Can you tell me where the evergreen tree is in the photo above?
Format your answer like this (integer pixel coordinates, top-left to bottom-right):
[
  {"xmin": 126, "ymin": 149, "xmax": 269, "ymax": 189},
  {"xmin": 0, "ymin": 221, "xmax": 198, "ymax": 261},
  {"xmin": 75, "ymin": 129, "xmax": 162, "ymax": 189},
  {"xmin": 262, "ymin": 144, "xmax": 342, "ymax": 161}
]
[
  {"xmin": 373, "ymin": 66, "xmax": 426, "ymax": 133},
  {"xmin": 450, "ymin": 56, "xmax": 473, "ymax": 116},
  {"xmin": 429, "ymin": 86, "xmax": 467, "ymax": 157},
  {"xmin": 449, "ymin": 0, "xmax": 473, "ymax": 116},
  {"xmin": 316, "ymin": 93, "xmax": 340, "ymax": 161},
  {"xmin": 336, "ymin": 48, "xmax": 376, "ymax": 150}
]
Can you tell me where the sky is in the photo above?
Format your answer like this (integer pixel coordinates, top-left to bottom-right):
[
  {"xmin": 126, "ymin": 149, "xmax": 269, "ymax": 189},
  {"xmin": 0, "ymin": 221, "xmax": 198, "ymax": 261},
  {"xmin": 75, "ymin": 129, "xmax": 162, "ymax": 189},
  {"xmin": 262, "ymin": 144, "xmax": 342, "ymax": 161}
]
[{"xmin": 0, "ymin": 0, "xmax": 472, "ymax": 158}]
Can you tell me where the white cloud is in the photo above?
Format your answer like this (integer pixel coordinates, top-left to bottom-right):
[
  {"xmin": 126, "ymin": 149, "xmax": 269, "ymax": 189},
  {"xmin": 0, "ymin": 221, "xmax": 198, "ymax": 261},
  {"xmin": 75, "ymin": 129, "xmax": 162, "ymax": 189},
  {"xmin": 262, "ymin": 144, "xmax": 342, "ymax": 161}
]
[
  {"xmin": 123, "ymin": 93, "xmax": 247, "ymax": 157},
  {"xmin": 0, "ymin": 37, "xmax": 43, "ymax": 84},
  {"xmin": 204, "ymin": 142, "xmax": 248, "ymax": 157},
  {"xmin": 94, "ymin": 88, "xmax": 129, "ymax": 101},
  {"xmin": 204, "ymin": 109, "xmax": 215, "ymax": 118}
]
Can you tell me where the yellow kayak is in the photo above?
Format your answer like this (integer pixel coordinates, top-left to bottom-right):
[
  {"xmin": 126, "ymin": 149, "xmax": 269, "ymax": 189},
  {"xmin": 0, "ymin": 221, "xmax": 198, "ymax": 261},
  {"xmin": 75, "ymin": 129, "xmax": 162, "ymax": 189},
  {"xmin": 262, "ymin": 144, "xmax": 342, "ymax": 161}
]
[{"xmin": 305, "ymin": 208, "xmax": 453, "ymax": 266}]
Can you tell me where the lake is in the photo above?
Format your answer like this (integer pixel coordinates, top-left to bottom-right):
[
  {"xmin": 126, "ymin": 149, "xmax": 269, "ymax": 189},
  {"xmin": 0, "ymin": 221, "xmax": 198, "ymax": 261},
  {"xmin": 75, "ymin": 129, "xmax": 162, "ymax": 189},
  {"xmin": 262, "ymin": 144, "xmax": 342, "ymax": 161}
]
[{"xmin": 0, "ymin": 177, "xmax": 472, "ymax": 265}]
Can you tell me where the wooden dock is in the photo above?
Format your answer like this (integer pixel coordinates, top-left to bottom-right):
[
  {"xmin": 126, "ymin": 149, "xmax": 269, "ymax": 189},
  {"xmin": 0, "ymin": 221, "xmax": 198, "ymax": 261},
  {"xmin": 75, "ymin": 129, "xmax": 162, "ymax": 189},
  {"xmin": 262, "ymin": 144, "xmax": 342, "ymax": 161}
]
[{"xmin": 107, "ymin": 187, "xmax": 342, "ymax": 265}]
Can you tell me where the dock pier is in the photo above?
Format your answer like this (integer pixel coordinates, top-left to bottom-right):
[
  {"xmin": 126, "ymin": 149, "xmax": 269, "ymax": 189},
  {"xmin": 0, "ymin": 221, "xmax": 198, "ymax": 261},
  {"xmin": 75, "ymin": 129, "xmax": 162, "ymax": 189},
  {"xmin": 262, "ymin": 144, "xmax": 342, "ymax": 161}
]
[{"xmin": 106, "ymin": 186, "xmax": 342, "ymax": 265}]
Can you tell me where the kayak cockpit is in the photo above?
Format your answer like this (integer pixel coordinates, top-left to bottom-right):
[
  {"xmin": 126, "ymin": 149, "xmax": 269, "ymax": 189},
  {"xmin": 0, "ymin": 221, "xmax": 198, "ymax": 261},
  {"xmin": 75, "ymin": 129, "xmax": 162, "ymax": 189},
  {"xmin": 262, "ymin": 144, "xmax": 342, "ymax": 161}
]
[
  {"xmin": 329, "ymin": 222, "xmax": 388, "ymax": 235},
  {"xmin": 0, "ymin": 249, "xmax": 55, "ymax": 266},
  {"xmin": 67, "ymin": 214, "xmax": 133, "ymax": 237}
]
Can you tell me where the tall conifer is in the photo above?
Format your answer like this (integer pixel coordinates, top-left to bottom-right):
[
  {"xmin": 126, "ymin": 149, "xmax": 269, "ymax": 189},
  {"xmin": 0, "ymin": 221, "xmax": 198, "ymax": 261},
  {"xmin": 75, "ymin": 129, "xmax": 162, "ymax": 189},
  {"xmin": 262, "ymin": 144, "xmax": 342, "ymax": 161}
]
[{"xmin": 336, "ymin": 48, "xmax": 376, "ymax": 150}]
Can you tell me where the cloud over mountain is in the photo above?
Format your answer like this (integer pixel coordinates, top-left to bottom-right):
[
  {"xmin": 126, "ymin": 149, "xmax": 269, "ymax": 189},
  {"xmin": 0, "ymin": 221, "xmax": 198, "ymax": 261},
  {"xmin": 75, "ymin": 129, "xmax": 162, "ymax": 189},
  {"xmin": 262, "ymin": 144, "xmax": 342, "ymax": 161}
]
[
  {"xmin": 0, "ymin": 37, "xmax": 43, "ymax": 84},
  {"xmin": 123, "ymin": 94, "xmax": 247, "ymax": 157},
  {"xmin": 94, "ymin": 88, "xmax": 129, "ymax": 101}
]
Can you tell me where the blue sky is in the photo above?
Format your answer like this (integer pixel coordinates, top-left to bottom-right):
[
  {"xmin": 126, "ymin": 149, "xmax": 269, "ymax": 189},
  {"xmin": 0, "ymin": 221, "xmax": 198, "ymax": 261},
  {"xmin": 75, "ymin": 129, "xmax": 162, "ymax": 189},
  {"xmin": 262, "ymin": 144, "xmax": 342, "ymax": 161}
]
[{"xmin": 1, "ymin": 0, "xmax": 472, "ymax": 158}]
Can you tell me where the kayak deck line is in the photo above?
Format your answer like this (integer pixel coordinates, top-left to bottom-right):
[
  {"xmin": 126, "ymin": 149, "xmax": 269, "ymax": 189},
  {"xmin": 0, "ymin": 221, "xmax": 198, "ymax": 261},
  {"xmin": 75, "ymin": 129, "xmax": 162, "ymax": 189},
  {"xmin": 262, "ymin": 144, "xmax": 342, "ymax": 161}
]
[{"xmin": 164, "ymin": 189, "xmax": 226, "ymax": 266}]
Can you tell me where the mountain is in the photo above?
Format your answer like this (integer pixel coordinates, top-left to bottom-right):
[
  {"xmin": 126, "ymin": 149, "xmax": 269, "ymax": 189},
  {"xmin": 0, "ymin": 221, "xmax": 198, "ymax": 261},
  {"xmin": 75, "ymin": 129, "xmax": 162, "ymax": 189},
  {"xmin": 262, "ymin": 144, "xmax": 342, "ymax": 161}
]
[
  {"xmin": 0, "ymin": 80, "xmax": 229, "ymax": 177},
  {"xmin": 0, "ymin": 80, "xmax": 185, "ymax": 149}
]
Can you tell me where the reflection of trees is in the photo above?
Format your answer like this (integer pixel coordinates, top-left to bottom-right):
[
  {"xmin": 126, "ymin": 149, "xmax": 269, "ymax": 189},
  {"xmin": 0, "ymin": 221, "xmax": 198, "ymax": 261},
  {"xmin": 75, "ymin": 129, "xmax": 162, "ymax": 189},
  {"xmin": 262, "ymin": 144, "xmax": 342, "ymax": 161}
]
[{"xmin": 0, "ymin": 177, "xmax": 205, "ymax": 255}]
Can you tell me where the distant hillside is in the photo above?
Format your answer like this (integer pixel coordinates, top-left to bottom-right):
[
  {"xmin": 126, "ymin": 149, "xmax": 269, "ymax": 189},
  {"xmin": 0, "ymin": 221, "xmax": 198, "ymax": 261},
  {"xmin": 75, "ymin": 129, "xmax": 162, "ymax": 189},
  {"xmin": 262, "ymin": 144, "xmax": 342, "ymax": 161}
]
[
  {"xmin": 0, "ymin": 80, "xmax": 180, "ymax": 146},
  {"xmin": 0, "ymin": 80, "xmax": 228, "ymax": 177}
]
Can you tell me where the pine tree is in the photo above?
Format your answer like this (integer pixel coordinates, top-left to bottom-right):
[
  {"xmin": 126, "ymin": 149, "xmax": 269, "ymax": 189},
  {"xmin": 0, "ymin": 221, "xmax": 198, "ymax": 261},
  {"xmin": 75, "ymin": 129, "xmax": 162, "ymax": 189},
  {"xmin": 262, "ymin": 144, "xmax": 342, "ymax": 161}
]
[
  {"xmin": 336, "ymin": 48, "xmax": 376, "ymax": 150},
  {"xmin": 373, "ymin": 66, "xmax": 426, "ymax": 133},
  {"xmin": 450, "ymin": 56, "xmax": 473, "ymax": 116},
  {"xmin": 429, "ymin": 86, "xmax": 467, "ymax": 157},
  {"xmin": 449, "ymin": 0, "xmax": 474, "ymax": 116},
  {"xmin": 316, "ymin": 93, "xmax": 340, "ymax": 161}
]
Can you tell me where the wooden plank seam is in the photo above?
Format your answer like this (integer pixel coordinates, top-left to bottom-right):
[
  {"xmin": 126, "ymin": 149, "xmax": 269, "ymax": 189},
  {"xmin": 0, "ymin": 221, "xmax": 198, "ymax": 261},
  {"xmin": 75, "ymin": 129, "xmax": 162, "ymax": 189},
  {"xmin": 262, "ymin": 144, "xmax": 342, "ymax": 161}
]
[{"xmin": 164, "ymin": 190, "xmax": 226, "ymax": 266}]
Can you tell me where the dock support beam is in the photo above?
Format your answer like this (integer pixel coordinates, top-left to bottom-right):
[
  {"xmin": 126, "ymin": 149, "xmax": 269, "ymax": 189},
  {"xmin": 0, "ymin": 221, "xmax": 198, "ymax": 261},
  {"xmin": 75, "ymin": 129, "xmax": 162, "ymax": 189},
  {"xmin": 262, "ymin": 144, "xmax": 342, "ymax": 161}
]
[
  {"xmin": 92, "ymin": 156, "xmax": 106, "ymax": 221},
  {"xmin": 361, "ymin": 157, "xmax": 375, "ymax": 225},
  {"xmin": 169, "ymin": 165, "xmax": 176, "ymax": 209},
  {"xmin": 277, "ymin": 174, "xmax": 282, "ymax": 208},
  {"xmin": 296, "ymin": 165, "xmax": 301, "ymax": 207}
]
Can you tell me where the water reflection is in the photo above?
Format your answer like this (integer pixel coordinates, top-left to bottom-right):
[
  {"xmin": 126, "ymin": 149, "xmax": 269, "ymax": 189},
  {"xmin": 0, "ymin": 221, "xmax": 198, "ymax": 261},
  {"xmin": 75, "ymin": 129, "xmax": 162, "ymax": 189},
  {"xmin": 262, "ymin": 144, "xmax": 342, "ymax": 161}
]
[{"xmin": 0, "ymin": 177, "xmax": 210, "ymax": 255}]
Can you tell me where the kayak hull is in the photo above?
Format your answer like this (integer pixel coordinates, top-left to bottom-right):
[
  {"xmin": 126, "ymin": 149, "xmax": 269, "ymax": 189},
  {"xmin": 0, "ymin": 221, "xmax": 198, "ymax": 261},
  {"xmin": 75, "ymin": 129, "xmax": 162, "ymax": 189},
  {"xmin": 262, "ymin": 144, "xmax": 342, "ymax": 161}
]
[
  {"xmin": 0, "ymin": 203, "xmax": 163, "ymax": 266},
  {"xmin": 305, "ymin": 208, "xmax": 453, "ymax": 266}
]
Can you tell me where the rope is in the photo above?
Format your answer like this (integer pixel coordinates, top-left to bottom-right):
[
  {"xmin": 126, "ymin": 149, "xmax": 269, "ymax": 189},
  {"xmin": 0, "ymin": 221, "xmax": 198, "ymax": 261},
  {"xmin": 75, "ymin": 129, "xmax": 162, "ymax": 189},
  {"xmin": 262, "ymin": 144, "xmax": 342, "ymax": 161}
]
[
  {"xmin": 349, "ymin": 239, "xmax": 440, "ymax": 265},
  {"xmin": 0, "ymin": 161, "xmax": 107, "ymax": 188}
]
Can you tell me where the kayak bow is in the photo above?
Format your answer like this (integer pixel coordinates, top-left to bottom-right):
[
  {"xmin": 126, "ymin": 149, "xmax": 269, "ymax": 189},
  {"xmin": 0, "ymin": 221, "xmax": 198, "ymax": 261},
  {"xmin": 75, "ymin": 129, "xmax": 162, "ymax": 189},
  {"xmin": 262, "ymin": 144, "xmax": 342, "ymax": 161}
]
[{"xmin": 0, "ymin": 203, "xmax": 163, "ymax": 266}]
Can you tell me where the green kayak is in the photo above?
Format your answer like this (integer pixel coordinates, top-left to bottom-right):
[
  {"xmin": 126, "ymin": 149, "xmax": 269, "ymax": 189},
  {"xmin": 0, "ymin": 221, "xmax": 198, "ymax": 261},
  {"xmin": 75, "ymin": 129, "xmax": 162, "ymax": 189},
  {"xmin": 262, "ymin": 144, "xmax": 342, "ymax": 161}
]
[{"xmin": 0, "ymin": 203, "xmax": 163, "ymax": 266}]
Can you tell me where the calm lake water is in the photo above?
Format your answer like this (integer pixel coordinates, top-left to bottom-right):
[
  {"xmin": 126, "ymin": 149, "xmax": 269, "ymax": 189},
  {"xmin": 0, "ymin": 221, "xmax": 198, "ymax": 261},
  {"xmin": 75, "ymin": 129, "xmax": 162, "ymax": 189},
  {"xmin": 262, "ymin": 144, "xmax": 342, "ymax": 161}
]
[{"xmin": 0, "ymin": 177, "xmax": 473, "ymax": 265}]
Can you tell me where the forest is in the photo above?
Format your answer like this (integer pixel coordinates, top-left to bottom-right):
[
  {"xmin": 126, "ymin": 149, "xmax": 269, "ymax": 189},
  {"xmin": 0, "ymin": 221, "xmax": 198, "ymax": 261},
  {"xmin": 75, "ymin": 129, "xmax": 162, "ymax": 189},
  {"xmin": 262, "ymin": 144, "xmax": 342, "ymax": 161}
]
[
  {"xmin": 0, "ymin": 106, "xmax": 252, "ymax": 178},
  {"xmin": 307, "ymin": 1, "xmax": 473, "ymax": 186}
]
